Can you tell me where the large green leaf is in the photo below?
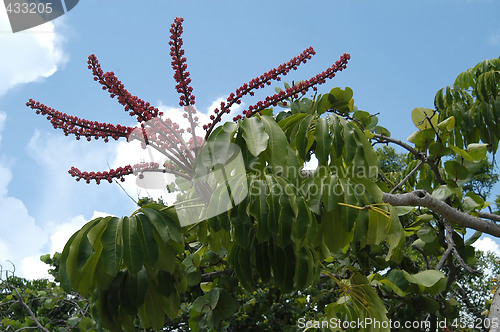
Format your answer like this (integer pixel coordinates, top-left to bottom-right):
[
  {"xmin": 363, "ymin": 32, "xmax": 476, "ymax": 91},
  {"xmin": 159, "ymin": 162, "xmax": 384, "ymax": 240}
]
[
  {"xmin": 141, "ymin": 207, "xmax": 183, "ymax": 244},
  {"xmin": 100, "ymin": 217, "xmax": 123, "ymax": 276},
  {"xmin": 61, "ymin": 218, "xmax": 102, "ymax": 292},
  {"xmin": 261, "ymin": 115, "xmax": 289, "ymax": 170},
  {"xmin": 136, "ymin": 214, "xmax": 159, "ymax": 267},
  {"xmin": 248, "ymin": 178, "xmax": 270, "ymax": 242},
  {"xmin": 294, "ymin": 115, "xmax": 313, "ymax": 161},
  {"xmin": 277, "ymin": 193, "xmax": 294, "ymax": 248},
  {"xmin": 122, "ymin": 216, "xmax": 144, "ymax": 274},
  {"xmin": 314, "ymin": 116, "xmax": 332, "ymax": 166},
  {"xmin": 366, "ymin": 209, "xmax": 387, "ymax": 246},
  {"xmin": 230, "ymin": 200, "xmax": 253, "ymax": 248},
  {"xmin": 241, "ymin": 117, "xmax": 269, "ymax": 157}
]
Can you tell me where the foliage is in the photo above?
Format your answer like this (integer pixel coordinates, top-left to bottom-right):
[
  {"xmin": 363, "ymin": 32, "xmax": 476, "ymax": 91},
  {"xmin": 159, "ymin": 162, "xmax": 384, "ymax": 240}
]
[
  {"xmin": 24, "ymin": 16, "xmax": 500, "ymax": 331},
  {"xmin": 0, "ymin": 259, "xmax": 96, "ymax": 331}
]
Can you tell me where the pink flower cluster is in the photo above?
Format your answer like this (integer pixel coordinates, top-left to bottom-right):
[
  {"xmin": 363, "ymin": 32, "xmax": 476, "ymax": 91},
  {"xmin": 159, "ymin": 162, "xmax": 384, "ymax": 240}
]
[
  {"xmin": 68, "ymin": 166, "xmax": 133, "ymax": 184},
  {"xmin": 203, "ymin": 47, "xmax": 317, "ymax": 137},
  {"xmin": 241, "ymin": 53, "xmax": 350, "ymax": 118},
  {"xmin": 87, "ymin": 55, "xmax": 163, "ymax": 122},
  {"xmin": 170, "ymin": 17, "xmax": 195, "ymax": 107},
  {"xmin": 26, "ymin": 99, "xmax": 132, "ymax": 142},
  {"xmin": 27, "ymin": 17, "xmax": 350, "ymax": 185}
]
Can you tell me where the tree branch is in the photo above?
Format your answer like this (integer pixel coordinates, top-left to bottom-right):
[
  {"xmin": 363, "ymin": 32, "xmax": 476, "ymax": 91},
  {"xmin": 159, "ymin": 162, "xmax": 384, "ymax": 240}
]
[
  {"xmin": 435, "ymin": 220, "xmax": 454, "ymax": 270},
  {"xmin": 389, "ymin": 160, "xmax": 424, "ymax": 194},
  {"xmin": 372, "ymin": 133, "xmax": 446, "ymax": 185},
  {"xmin": 382, "ymin": 190, "xmax": 500, "ymax": 237},
  {"xmin": 478, "ymin": 211, "xmax": 500, "ymax": 223},
  {"xmin": 7, "ymin": 283, "xmax": 49, "ymax": 332}
]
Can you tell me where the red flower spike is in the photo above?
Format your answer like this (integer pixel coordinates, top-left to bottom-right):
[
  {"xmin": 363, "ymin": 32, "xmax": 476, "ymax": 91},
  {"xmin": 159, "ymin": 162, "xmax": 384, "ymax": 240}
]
[
  {"xmin": 204, "ymin": 46, "xmax": 318, "ymax": 139},
  {"xmin": 87, "ymin": 55, "xmax": 162, "ymax": 122},
  {"xmin": 240, "ymin": 53, "xmax": 350, "ymax": 118},
  {"xmin": 26, "ymin": 99, "xmax": 133, "ymax": 141},
  {"xmin": 170, "ymin": 17, "xmax": 196, "ymax": 107}
]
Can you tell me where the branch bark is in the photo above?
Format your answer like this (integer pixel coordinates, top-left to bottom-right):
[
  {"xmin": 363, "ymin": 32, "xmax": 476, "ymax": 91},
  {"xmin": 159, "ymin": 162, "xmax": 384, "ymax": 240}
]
[
  {"xmin": 489, "ymin": 284, "xmax": 500, "ymax": 332},
  {"xmin": 7, "ymin": 283, "xmax": 49, "ymax": 332},
  {"xmin": 382, "ymin": 190, "xmax": 500, "ymax": 237}
]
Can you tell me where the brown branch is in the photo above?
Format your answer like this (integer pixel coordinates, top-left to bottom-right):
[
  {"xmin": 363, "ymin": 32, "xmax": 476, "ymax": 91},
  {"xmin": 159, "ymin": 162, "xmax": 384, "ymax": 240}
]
[
  {"xmin": 389, "ymin": 160, "xmax": 424, "ymax": 194},
  {"xmin": 436, "ymin": 220, "xmax": 454, "ymax": 270},
  {"xmin": 478, "ymin": 211, "xmax": 500, "ymax": 223},
  {"xmin": 372, "ymin": 133, "xmax": 446, "ymax": 185},
  {"xmin": 412, "ymin": 244, "xmax": 431, "ymax": 269},
  {"xmin": 7, "ymin": 282, "xmax": 49, "ymax": 332},
  {"xmin": 382, "ymin": 190, "xmax": 500, "ymax": 237}
]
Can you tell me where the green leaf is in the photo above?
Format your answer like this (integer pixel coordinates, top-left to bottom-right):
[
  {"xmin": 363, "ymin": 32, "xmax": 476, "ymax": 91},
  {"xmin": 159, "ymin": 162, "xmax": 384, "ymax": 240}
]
[
  {"xmin": 60, "ymin": 218, "xmax": 102, "ymax": 292},
  {"xmin": 141, "ymin": 207, "xmax": 183, "ymax": 244},
  {"xmin": 248, "ymin": 178, "xmax": 270, "ymax": 242},
  {"xmin": 437, "ymin": 116, "xmax": 455, "ymax": 131},
  {"xmin": 122, "ymin": 216, "xmax": 144, "ymax": 274},
  {"xmin": 123, "ymin": 268, "xmax": 148, "ymax": 310},
  {"xmin": 407, "ymin": 129, "xmax": 435, "ymax": 148},
  {"xmin": 366, "ymin": 209, "xmax": 387, "ymax": 246},
  {"xmin": 449, "ymin": 144, "xmax": 474, "ymax": 161},
  {"xmin": 322, "ymin": 175, "xmax": 339, "ymax": 212},
  {"xmin": 411, "ymin": 107, "xmax": 438, "ymax": 130},
  {"xmin": 465, "ymin": 231, "xmax": 483, "ymax": 246},
  {"xmin": 328, "ymin": 87, "xmax": 354, "ymax": 114},
  {"xmin": 403, "ymin": 270, "xmax": 446, "ymax": 288},
  {"xmin": 444, "ymin": 160, "xmax": 469, "ymax": 180},
  {"xmin": 432, "ymin": 185, "xmax": 454, "ymax": 201},
  {"xmin": 277, "ymin": 193, "xmax": 294, "ymax": 248},
  {"xmin": 261, "ymin": 115, "xmax": 290, "ymax": 172},
  {"xmin": 467, "ymin": 143, "xmax": 488, "ymax": 162},
  {"xmin": 417, "ymin": 225, "xmax": 437, "ymax": 244},
  {"xmin": 100, "ymin": 217, "xmax": 123, "ymax": 276},
  {"xmin": 378, "ymin": 278, "xmax": 407, "ymax": 297},
  {"xmin": 210, "ymin": 288, "xmax": 239, "ymax": 323},
  {"xmin": 138, "ymin": 284, "xmax": 167, "ymax": 330},
  {"xmin": 241, "ymin": 117, "xmax": 269, "ymax": 157},
  {"xmin": 462, "ymin": 196, "xmax": 480, "ymax": 212},
  {"xmin": 230, "ymin": 200, "xmax": 253, "ymax": 248},
  {"xmin": 314, "ymin": 117, "xmax": 332, "ymax": 166},
  {"xmin": 294, "ymin": 115, "xmax": 313, "ymax": 161},
  {"xmin": 278, "ymin": 113, "xmax": 309, "ymax": 135},
  {"xmin": 136, "ymin": 214, "xmax": 159, "ymax": 267}
]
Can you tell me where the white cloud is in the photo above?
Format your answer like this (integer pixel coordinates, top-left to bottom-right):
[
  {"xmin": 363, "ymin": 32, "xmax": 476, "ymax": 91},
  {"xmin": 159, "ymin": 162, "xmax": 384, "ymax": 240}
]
[
  {"xmin": 473, "ymin": 236, "xmax": 500, "ymax": 256},
  {"xmin": 0, "ymin": 164, "xmax": 49, "ymax": 278},
  {"xmin": 0, "ymin": 6, "xmax": 67, "ymax": 96},
  {"xmin": 17, "ymin": 211, "xmax": 112, "ymax": 280},
  {"xmin": 0, "ymin": 127, "xmax": 121, "ymax": 279},
  {"xmin": 26, "ymin": 130, "xmax": 119, "ymax": 220}
]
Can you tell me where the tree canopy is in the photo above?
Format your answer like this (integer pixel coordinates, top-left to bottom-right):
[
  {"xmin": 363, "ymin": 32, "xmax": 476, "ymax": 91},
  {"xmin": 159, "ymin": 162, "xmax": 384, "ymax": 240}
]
[{"xmin": 18, "ymin": 17, "xmax": 500, "ymax": 331}]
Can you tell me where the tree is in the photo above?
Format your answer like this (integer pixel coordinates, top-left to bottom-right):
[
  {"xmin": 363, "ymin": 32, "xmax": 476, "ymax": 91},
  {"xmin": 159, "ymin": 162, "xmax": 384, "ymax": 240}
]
[
  {"xmin": 25, "ymin": 17, "xmax": 500, "ymax": 331},
  {"xmin": 0, "ymin": 257, "xmax": 96, "ymax": 331}
]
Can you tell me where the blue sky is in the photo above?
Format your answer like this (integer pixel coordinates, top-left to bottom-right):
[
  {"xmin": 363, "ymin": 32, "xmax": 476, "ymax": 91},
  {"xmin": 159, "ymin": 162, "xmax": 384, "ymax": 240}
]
[{"xmin": 1, "ymin": 0, "xmax": 500, "ymax": 278}]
